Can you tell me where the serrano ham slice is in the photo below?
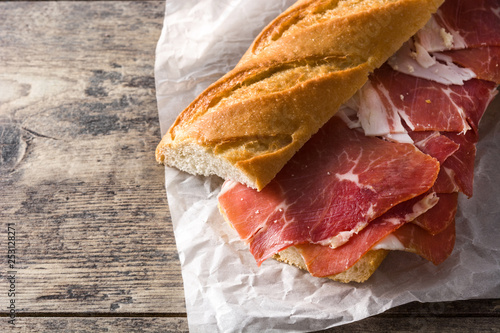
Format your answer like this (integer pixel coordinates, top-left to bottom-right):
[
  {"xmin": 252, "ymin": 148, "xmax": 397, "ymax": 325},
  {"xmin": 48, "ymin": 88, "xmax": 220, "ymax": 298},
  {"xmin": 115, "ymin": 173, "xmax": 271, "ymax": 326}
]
[
  {"xmin": 438, "ymin": 131, "xmax": 479, "ymax": 197},
  {"xmin": 292, "ymin": 193, "xmax": 437, "ymax": 277},
  {"xmin": 392, "ymin": 218, "xmax": 456, "ymax": 265},
  {"xmin": 218, "ymin": 116, "xmax": 440, "ymax": 265},
  {"xmin": 411, "ymin": 192, "xmax": 458, "ymax": 235},
  {"xmin": 364, "ymin": 65, "xmax": 496, "ymax": 134},
  {"xmin": 409, "ymin": 131, "xmax": 460, "ymax": 164},
  {"xmin": 416, "ymin": 0, "xmax": 500, "ymax": 52},
  {"xmin": 440, "ymin": 47, "xmax": 500, "ymax": 84},
  {"xmin": 410, "ymin": 131, "xmax": 479, "ymax": 197},
  {"xmin": 282, "ymin": 190, "xmax": 456, "ymax": 277}
]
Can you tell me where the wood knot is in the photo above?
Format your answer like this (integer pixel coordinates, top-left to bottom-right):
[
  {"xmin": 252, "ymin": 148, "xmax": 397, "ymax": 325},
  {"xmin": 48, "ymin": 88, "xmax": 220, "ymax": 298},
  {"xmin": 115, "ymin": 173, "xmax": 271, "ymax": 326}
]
[{"xmin": 0, "ymin": 123, "xmax": 27, "ymax": 174}]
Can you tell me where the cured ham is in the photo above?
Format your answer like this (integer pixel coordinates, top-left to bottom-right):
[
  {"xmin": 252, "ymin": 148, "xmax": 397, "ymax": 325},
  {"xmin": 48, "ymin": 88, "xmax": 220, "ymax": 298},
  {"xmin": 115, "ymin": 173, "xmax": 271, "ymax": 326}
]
[
  {"xmin": 218, "ymin": 116, "xmax": 440, "ymax": 264},
  {"xmin": 357, "ymin": 81, "xmax": 406, "ymax": 136},
  {"xmin": 416, "ymin": 0, "xmax": 500, "ymax": 52},
  {"xmin": 293, "ymin": 193, "xmax": 438, "ymax": 277},
  {"xmin": 409, "ymin": 131, "xmax": 459, "ymax": 164},
  {"xmin": 439, "ymin": 47, "xmax": 500, "ymax": 84},
  {"xmin": 388, "ymin": 41, "xmax": 477, "ymax": 85},
  {"xmin": 390, "ymin": 0, "xmax": 500, "ymax": 86},
  {"xmin": 411, "ymin": 192, "xmax": 458, "ymax": 235},
  {"xmin": 355, "ymin": 63, "xmax": 496, "ymax": 194},
  {"xmin": 433, "ymin": 167, "xmax": 461, "ymax": 194},
  {"xmin": 287, "ymin": 191, "xmax": 456, "ymax": 277},
  {"xmin": 439, "ymin": 131, "xmax": 479, "ymax": 197},
  {"xmin": 361, "ymin": 65, "xmax": 496, "ymax": 135},
  {"xmin": 392, "ymin": 218, "xmax": 456, "ymax": 265}
]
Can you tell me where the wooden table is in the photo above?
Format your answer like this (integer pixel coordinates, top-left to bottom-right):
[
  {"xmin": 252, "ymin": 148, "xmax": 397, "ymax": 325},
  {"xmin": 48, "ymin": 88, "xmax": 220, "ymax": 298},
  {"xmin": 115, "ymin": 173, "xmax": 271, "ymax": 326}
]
[{"xmin": 0, "ymin": 1, "xmax": 498, "ymax": 332}]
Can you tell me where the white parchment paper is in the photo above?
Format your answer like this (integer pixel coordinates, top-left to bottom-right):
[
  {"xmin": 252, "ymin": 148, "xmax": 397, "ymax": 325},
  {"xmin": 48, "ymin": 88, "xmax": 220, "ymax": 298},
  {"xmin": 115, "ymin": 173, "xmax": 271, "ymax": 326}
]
[{"xmin": 154, "ymin": 1, "xmax": 500, "ymax": 332}]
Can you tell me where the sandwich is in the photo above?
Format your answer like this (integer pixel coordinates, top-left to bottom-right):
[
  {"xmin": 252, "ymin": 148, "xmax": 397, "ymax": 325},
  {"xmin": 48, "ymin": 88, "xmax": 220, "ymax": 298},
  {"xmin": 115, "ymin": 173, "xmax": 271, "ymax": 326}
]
[{"xmin": 156, "ymin": 0, "xmax": 500, "ymax": 283}]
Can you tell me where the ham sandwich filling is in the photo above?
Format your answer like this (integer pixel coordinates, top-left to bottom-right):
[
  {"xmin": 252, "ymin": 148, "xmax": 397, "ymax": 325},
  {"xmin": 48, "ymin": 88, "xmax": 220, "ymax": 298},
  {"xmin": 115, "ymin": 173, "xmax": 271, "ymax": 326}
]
[{"xmin": 218, "ymin": 0, "xmax": 500, "ymax": 278}]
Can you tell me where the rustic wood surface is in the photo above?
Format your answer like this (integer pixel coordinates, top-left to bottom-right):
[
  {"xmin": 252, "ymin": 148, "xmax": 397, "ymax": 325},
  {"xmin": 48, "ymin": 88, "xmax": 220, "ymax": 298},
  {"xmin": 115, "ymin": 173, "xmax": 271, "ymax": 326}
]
[{"xmin": 0, "ymin": 1, "xmax": 498, "ymax": 332}]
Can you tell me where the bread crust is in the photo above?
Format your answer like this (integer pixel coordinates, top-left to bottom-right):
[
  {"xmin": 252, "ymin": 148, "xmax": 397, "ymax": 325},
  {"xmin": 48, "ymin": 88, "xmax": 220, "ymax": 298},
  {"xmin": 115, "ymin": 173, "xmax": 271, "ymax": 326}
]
[
  {"xmin": 273, "ymin": 247, "xmax": 389, "ymax": 283},
  {"xmin": 156, "ymin": 0, "xmax": 444, "ymax": 190}
]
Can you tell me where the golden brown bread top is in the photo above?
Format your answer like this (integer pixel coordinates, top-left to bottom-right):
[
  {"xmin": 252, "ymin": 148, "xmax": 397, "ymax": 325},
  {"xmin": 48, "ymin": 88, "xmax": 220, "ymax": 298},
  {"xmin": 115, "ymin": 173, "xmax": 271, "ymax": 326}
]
[{"xmin": 156, "ymin": 0, "xmax": 444, "ymax": 190}]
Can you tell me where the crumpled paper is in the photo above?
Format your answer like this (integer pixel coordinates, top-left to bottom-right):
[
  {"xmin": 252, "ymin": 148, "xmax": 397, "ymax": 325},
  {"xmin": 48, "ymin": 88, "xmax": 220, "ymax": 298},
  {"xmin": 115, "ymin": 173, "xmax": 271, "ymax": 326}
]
[{"xmin": 154, "ymin": 1, "xmax": 500, "ymax": 332}]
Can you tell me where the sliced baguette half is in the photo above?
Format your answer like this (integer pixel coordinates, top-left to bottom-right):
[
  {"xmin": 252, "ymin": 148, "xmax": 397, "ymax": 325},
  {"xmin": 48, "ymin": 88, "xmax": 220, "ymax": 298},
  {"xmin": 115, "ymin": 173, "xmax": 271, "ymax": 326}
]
[{"xmin": 156, "ymin": 0, "xmax": 444, "ymax": 190}]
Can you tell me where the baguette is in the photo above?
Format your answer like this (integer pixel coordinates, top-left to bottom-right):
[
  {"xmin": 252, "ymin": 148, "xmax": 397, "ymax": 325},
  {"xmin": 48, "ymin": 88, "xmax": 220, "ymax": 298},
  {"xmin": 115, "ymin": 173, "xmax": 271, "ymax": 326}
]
[{"xmin": 156, "ymin": 0, "xmax": 444, "ymax": 190}]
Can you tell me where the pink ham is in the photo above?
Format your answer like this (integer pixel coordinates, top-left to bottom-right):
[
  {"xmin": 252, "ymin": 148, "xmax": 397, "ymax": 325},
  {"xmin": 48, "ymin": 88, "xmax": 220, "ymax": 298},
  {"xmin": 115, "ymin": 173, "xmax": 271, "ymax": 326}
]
[
  {"xmin": 440, "ymin": 47, "xmax": 500, "ymax": 84},
  {"xmin": 417, "ymin": 0, "xmax": 500, "ymax": 52},
  {"xmin": 367, "ymin": 65, "xmax": 497, "ymax": 134},
  {"xmin": 392, "ymin": 218, "xmax": 456, "ymax": 265},
  {"xmin": 293, "ymin": 193, "xmax": 438, "ymax": 277},
  {"xmin": 409, "ymin": 131, "xmax": 460, "ymax": 164},
  {"xmin": 218, "ymin": 116, "xmax": 440, "ymax": 265},
  {"xmin": 429, "ymin": 131, "xmax": 479, "ymax": 197},
  {"xmin": 293, "ymin": 191, "xmax": 458, "ymax": 277},
  {"xmin": 433, "ymin": 167, "xmax": 461, "ymax": 194},
  {"xmin": 410, "ymin": 124, "xmax": 491, "ymax": 197},
  {"xmin": 439, "ymin": 131, "xmax": 479, "ymax": 197},
  {"xmin": 460, "ymin": 82, "xmax": 498, "ymax": 133},
  {"xmin": 411, "ymin": 192, "xmax": 458, "ymax": 235},
  {"xmin": 410, "ymin": 130, "xmax": 481, "ymax": 197}
]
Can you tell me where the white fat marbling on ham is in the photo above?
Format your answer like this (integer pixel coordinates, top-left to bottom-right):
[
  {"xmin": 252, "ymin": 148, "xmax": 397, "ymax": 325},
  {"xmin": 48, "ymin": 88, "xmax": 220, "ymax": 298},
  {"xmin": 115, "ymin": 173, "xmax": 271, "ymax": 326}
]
[
  {"xmin": 416, "ymin": 15, "xmax": 467, "ymax": 52},
  {"xmin": 493, "ymin": 6, "xmax": 500, "ymax": 19},
  {"xmin": 439, "ymin": 46, "xmax": 500, "ymax": 84},
  {"xmin": 337, "ymin": 106, "xmax": 361, "ymax": 129},
  {"xmin": 363, "ymin": 65, "xmax": 495, "ymax": 135},
  {"xmin": 382, "ymin": 132, "xmax": 414, "ymax": 144},
  {"xmin": 416, "ymin": 0, "xmax": 500, "ymax": 52},
  {"xmin": 357, "ymin": 81, "xmax": 407, "ymax": 136},
  {"xmin": 372, "ymin": 233, "xmax": 406, "ymax": 251},
  {"xmin": 441, "ymin": 87, "xmax": 472, "ymax": 134},
  {"xmin": 388, "ymin": 41, "xmax": 476, "ymax": 85},
  {"xmin": 219, "ymin": 179, "xmax": 239, "ymax": 197},
  {"xmin": 317, "ymin": 228, "xmax": 362, "ymax": 249},
  {"xmin": 294, "ymin": 192, "xmax": 439, "ymax": 277}
]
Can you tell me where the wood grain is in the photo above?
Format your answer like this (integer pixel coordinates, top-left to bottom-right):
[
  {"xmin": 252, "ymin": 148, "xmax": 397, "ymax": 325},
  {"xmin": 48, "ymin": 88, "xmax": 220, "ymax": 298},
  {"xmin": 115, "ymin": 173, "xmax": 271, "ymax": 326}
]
[
  {"xmin": 4, "ymin": 317, "xmax": 188, "ymax": 333},
  {"xmin": 0, "ymin": 1, "xmax": 185, "ymax": 313},
  {"xmin": 0, "ymin": 1, "xmax": 499, "ymax": 332}
]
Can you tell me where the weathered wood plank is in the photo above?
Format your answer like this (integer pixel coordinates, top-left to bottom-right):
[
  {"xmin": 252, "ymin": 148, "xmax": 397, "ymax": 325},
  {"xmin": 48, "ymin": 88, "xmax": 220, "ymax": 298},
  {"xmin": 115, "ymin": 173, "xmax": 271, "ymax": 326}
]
[
  {"xmin": 321, "ymin": 317, "xmax": 500, "ymax": 333},
  {"xmin": 0, "ymin": 1, "xmax": 186, "ymax": 313},
  {"xmin": 3, "ymin": 316, "xmax": 188, "ymax": 333},
  {"xmin": 382, "ymin": 299, "xmax": 500, "ymax": 317}
]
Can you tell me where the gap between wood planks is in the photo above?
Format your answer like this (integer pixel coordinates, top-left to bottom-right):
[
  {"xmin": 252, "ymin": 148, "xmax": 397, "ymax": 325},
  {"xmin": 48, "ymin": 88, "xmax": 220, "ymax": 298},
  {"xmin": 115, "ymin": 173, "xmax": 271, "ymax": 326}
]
[{"xmin": 0, "ymin": 312, "xmax": 187, "ymax": 318}]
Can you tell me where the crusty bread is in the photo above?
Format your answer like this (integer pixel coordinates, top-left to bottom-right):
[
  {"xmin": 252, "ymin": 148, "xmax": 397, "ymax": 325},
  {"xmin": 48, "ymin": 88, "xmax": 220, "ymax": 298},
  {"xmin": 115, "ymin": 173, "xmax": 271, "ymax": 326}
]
[
  {"xmin": 273, "ymin": 247, "xmax": 389, "ymax": 283},
  {"xmin": 156, "ymin": 0, "xmax": 444, "ymax": 190}
]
